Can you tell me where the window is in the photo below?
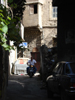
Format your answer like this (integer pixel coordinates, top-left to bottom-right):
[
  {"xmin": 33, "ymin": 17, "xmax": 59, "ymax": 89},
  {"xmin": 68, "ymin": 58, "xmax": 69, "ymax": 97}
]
[
  {"xmin": 62, "ymin": 64, "xmax": 65, "ymax": 74},
  {"xmin": 53, "ymin": 63, "xmax": 60, "ymax": 73},
  {"xmin": 29, "ymin": 4, "xmax": 37, "ymax": 14},
  {"xmin": 70, "ymin": 63, "xmax": 75, "ymax": 74},
  {"xmin": 49, "ymin": 1, "xmax": 57, "ymax": 20},
  {"xmin": 57, "ymin": 63, "xmax": 63, "ymax": 74},
  {"xmin": 52, "ymin": 7, "xmax": 57, "ymax": 18},
  {"xmin": 53, "ymin": 63, "xmax": 63, "ymax": 74},
  {"xmin": 65, "ymin": 64, "xmax": 70, "ymax": 74},
  {"xmin": 34, "ymin": 4, "xmax": 37, "ymax": 14}
]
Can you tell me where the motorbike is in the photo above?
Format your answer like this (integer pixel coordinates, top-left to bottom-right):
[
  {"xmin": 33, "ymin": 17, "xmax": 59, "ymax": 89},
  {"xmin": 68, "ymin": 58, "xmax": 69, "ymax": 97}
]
[
  {"xmin": 27, "ymin": 64, "xmax": 34, "ymax": 78},
  {"xmin": 29, "ymin": 65, "xmax": 34, "ymax": 78}
]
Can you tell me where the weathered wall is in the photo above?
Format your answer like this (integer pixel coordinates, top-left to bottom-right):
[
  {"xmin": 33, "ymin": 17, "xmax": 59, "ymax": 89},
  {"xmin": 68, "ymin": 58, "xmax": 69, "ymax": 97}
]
[
  {"xmin": 23, "ymin": 0, "xmax": 57, "ymax": 56},
  {"xmin": 42, "ymin": 0, "xmax": 57, "ymax": 26},
  {"xmin": 41, "ymin": 0, "xmax": 57, "ymax": 48},
  {"xmin": 24, "ymin": 28, "xmax": 41, "ymax": 57},
  {"xmin": 22, "ymin": 5, "xmax": 38, "ymax": 27},
  {"xmin": 42, "ymin": 28, "xmax": 57, "ymax": 48}
]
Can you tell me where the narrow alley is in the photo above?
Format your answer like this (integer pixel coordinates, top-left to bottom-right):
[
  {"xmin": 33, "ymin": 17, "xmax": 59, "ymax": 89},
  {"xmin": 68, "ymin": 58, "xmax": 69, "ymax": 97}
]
[{"xmin": 6, "ymin": 73, "xmax": 60, "ymax": 100}]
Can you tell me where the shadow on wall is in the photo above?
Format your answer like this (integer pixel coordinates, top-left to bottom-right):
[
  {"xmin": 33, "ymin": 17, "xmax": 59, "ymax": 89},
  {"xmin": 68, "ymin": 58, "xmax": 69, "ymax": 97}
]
[{"xmin": 24, "ymin": 28, "xmax": 41, "ymax": 51}]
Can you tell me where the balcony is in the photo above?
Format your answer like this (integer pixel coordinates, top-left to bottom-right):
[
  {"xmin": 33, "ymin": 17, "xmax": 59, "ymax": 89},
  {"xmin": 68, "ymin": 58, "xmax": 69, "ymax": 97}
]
[
  {"xmin": 22, "ymin": 0, "xmax": 44, "ymax": 29},
  {"xmin": 26, "ymin": 0, "xmax": 44, "ymax": 4}
]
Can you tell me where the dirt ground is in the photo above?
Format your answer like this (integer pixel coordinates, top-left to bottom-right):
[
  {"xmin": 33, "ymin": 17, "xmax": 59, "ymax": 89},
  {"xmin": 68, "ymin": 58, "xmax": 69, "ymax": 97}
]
[{"xmin": 6, "ymin": 73, "xmax": 60, "ymax": 100}]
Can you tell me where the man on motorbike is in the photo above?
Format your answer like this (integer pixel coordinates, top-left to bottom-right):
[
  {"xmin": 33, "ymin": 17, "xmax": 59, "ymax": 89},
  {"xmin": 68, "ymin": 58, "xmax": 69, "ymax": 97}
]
[{"xmin": 27, "ymin": 56, "xmax": 37, "ymax": 74}]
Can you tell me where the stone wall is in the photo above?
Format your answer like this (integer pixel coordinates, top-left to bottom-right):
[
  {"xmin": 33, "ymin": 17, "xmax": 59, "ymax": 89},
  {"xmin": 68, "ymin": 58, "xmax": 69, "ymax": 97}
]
[
  {"xmin": 23, "ymin": 0, "xmax": 57, "ymax": 57},
  {"xmin": 22, "ymin": 5, "xmax": 38, "ymax": 27},
  {"xmin": 41, "ymin": 0, "xmax": 57, "ymax": 48},
  {"xmin": 42, "ymin": 28, "xmax": 57, "ymax": 48},
  {"xmin": 23, "ymin": 28, "xmax": 41, "ymax": 57},
  {"xmin": 42, "ymin": 0, "xmax": 57, "ymax": 26}
]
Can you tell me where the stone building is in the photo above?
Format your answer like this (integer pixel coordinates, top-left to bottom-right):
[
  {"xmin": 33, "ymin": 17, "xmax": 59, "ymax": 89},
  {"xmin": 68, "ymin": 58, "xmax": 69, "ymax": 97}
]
[{"xmin": 22, "ymin": 0, "xmax": 57, "ymax": 70}]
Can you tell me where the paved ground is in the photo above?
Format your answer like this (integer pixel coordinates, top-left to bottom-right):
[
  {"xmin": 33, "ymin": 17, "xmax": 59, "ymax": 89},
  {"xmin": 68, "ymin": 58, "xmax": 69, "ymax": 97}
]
[{"xmin": 6, "ymin": 73, "xmax": 60, "ymax": 100}]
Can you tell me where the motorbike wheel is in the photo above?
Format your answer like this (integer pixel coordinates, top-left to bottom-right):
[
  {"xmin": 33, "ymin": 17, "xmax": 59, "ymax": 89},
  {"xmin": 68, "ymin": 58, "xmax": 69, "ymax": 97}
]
[{"xmin": 30, "ymin": 73, "xmax": 33, "ymax": 78}]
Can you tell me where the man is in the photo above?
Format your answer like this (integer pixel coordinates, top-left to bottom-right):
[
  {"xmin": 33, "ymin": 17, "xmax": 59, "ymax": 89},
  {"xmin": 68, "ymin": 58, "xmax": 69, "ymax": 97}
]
[{"xmin": 27, "ymin": 56, "xmax": 37, "ymax": 74}]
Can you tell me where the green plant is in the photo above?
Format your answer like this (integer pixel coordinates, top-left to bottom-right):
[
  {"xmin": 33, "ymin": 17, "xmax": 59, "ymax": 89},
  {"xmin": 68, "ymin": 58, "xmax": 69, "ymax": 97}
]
[{"xmin": 0, "ymin": 0, "xmax": 26, "ymax": 51}]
